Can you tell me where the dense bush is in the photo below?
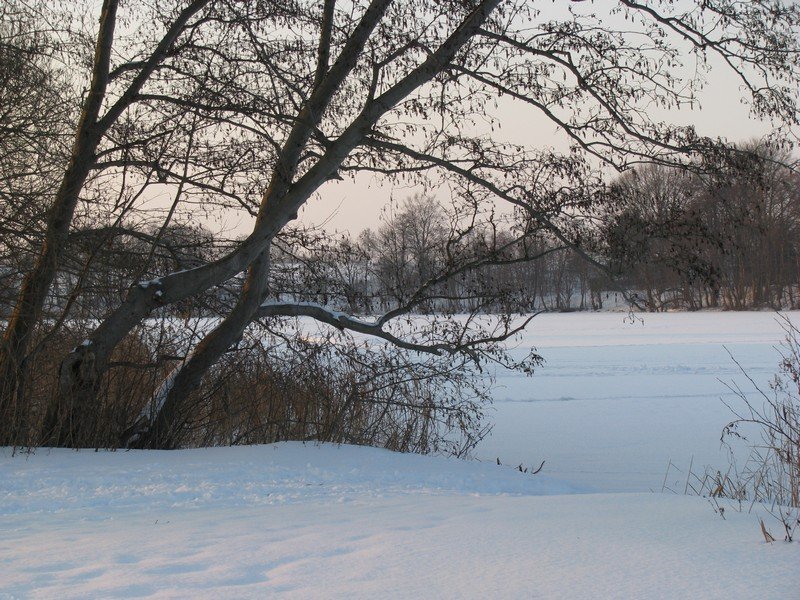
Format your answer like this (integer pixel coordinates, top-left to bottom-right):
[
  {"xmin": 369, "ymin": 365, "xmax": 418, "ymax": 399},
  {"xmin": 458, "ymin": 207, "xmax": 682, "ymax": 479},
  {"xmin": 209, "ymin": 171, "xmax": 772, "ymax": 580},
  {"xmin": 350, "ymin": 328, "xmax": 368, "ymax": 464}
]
[{"xmin": 14, "ymin": 317, "xmax": 495, "ymax": 456}]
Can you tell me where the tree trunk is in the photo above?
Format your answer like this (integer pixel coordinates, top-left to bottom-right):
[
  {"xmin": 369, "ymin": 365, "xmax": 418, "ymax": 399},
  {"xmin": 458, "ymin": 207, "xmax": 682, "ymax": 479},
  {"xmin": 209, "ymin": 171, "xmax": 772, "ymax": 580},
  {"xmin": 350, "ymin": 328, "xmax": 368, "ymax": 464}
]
[
  {"xmin": 127, "ymin": 249, "xmax": 272, "ymax": 449},
  {"xmin": 0, "ymin": 0, "xmax": 118, "ymax": 445}
]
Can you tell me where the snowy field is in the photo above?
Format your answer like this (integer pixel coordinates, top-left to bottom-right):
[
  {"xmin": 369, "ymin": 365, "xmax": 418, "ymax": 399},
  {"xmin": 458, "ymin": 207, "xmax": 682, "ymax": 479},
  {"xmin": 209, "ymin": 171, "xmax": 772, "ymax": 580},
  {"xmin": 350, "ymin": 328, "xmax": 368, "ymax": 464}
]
[
  {"xmin": 2, "ymin": 444, "xmax": 798, "ymax": 599},
  {"xmin": 2, "ymin": 311, "xmax": 800, "ymax": 598}
]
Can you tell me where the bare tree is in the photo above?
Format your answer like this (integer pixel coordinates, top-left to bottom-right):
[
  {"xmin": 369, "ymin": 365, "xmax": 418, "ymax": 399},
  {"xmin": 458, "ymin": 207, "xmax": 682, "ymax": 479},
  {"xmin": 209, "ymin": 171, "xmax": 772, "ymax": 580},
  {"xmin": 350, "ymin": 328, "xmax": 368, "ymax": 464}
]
[
  {"xmin": 0, "ymin": 0, "xmax": 216, "ymax": 442},
  {"xmin": 0, "ymin": 3, "xmax": 74, "ymax": 311},
  {"xmin": 603, "ymin": 164, "xmax": 711, "ymax": 310},
  {"xmin": 362, "ymin": 195, "xmax": 448, "ymax": 307},
  {"xmin": 704, "ymin": 142, "xmax": 800, "ymax": 309},
  {"xmin": 602, "ymin": 143, "xmax": 800, "ymax": 311}
]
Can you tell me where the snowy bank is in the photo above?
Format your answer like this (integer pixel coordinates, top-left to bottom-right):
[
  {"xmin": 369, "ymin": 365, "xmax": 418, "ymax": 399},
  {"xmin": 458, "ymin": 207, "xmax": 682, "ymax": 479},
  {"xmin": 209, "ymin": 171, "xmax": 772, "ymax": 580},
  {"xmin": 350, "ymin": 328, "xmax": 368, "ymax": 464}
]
[{"xmin": 1, "ymin": 443, "xmax": 797, "ymax": 599}]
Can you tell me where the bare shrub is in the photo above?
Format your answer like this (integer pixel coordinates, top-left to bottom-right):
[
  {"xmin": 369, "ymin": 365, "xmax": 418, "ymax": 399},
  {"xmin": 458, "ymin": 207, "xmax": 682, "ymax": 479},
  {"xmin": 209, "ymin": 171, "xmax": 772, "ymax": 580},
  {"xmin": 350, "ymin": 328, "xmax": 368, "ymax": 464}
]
[
  {"xmin": 8, "ymin": 319, "xmax": 197, "ymax": 449},
  {"xmin": 719, "ymin": 316, "xmax": 800, "ymax": 541},
  {"xmin": 162, "ymin": 324, "xmax": 493, "ymax": 457},
  {"xmin": 662, "ymin": 317, "xmax": 799, "ymax": 541},
  {"xmin": 666, "ymin": 317, "xmax": 798, "ymax": 542},
  {"xmin": 12, "ymin": 314, "xmax": 494, "ymax": 457}
]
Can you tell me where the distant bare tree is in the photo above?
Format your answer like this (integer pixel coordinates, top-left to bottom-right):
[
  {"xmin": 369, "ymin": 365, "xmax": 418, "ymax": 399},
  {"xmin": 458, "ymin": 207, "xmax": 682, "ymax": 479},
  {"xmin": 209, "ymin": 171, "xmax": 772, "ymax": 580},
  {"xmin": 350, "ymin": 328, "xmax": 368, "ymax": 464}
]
[
  {"xmin": 602, "ymin": 143, "xmax": 800, "ymax": 311},
  {"xmin": 703, "ymin": 142, "xmax": 800, "ymax": 309},
  {"xmin": 362, "ymin": 195, "xmax": 447, "ymax": 307},
  {"xmin": 603, "ymin": 164, "xmax": 710, "ymax": 310}
]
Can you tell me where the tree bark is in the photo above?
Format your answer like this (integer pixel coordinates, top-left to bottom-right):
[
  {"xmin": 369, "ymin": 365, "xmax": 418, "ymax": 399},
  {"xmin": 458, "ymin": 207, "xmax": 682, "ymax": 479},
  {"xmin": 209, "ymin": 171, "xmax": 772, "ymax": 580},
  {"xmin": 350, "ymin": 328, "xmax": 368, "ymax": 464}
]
[
  {"xmin": 0, "ymin": 0, "xmax": 118, "ymax": 445},
  {"xmin": 128, "ymin": 249, "xmax": 272, "ymax": 449}
]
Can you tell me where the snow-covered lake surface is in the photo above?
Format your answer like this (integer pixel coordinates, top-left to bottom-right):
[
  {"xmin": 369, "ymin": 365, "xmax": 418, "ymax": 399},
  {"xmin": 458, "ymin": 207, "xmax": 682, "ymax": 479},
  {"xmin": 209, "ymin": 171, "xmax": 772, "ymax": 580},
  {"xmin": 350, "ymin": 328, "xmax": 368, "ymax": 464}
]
[
  {"xmin": 2, "ymin": 311, "xmax": 799, "ymax": 598},
  {"xmin": 478, "ymin": 311, "xmax": 798, "ymax": 493}
]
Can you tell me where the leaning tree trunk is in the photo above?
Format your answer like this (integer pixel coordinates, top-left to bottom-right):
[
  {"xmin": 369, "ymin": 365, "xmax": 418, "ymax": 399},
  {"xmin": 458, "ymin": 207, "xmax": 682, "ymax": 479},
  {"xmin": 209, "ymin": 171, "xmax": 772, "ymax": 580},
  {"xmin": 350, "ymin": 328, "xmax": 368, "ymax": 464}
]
[
  {"xmin": 126, "ymin": 250, "xmax": 272, "ymax": 449},
  {"xmin": 0, "ymin": 0, "xmax": 118, "ymax": 445},
  {"xmin": 27, "ymin": 0, "xmax": 211, "ymax": 447}
]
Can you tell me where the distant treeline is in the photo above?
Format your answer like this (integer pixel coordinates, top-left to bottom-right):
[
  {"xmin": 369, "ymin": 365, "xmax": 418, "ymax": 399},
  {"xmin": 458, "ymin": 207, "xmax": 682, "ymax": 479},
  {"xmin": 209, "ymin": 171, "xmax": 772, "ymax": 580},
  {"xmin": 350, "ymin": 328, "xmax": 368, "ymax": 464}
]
[
  {"xmin": 2, "ymin": 147, "xmax": 798, "ymax": 319},
  {"xmin": 269, "ymin": 148, "xmax": 800, "ymax": 313}
]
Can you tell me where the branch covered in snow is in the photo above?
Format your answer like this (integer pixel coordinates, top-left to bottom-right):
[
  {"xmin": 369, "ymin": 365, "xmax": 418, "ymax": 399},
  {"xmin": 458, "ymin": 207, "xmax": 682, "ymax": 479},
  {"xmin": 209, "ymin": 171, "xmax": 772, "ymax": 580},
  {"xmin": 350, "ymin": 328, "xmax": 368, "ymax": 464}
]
[{"xmin": 258, "ymin": 301, "xmax": 537, "ymax": 360}]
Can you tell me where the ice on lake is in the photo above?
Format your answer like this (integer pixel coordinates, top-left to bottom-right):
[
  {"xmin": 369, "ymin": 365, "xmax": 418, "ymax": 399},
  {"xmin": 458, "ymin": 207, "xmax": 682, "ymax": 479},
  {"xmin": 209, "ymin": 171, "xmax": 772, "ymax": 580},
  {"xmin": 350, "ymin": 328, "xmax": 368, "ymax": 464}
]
[{"xmin": 476, "ymin": 311, "xmax": 798, "ymax": 493}]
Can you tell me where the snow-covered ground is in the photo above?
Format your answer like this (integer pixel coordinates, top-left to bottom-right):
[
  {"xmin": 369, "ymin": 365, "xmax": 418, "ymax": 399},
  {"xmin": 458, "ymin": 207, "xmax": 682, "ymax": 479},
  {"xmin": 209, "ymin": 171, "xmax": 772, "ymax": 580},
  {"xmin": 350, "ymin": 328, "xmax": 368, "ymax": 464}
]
[
  {"xmin": 2, "ymin": 443, "xmax": 798, "ymax": 599},
  {"xmin": 2, "ymin": 311, "xmax": 799, "ymax": 598}
]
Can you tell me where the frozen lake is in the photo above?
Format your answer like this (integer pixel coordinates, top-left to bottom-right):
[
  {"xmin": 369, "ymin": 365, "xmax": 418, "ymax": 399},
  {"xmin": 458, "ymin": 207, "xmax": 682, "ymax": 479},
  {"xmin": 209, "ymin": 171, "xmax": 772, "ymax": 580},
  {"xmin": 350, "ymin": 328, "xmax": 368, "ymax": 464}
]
[{"xmin": 476, "ymin": 311, "xmax": 799, "ymax": 493}]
